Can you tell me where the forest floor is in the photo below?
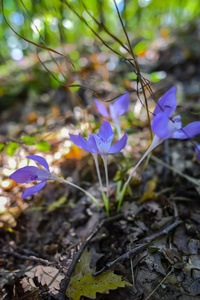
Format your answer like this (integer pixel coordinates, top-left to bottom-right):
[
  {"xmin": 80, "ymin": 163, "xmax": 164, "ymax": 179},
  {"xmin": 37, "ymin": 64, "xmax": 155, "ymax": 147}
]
[{"xmin": 1, "ymin": 21, "xmax": 200, "ymax": 300}]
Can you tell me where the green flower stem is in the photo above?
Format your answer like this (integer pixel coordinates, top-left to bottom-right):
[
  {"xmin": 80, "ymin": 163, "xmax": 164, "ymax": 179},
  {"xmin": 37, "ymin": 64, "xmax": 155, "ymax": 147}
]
[
  {"xmin": 92, "ymin": 153, "xmax": 103, "ymax": 190},
  {"xmin": 101, "ymin": 191, "xmax": 109, "ymax": 217},
  {"xmin": 100, "ymin": 155, "xmax": 110, "ymax": 216},
  {"xmin": 102, "ymin": 155, "xmax": 109, "ymax": 199},
  {"xmin": 52, "ymin": 174, "xmax": 99, "ymax": 207}
]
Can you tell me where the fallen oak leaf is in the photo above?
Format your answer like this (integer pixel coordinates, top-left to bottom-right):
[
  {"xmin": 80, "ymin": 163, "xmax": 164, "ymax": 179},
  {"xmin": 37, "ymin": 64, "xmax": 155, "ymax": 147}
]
[
  {"xmin": 66, "ymin": 271, "xmax": 132, "ymax": 300},
  {"xmin": 25, "ymin": 265, "xmax": 64, "ymax": 290},
  {"xmin": 75, "ymin": 248, "xmax": 96, "ymax": 276}
]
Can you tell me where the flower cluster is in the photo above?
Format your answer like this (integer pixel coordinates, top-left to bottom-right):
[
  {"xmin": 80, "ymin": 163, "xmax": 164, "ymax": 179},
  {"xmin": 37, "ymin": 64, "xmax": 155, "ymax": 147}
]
[
  {"xmin": 70, "ymin": 120, "xmax": 127, "ymax": 207},
  {"xmin": 9, "ymin": 86, "xmax": 200, "ymax": 213}
]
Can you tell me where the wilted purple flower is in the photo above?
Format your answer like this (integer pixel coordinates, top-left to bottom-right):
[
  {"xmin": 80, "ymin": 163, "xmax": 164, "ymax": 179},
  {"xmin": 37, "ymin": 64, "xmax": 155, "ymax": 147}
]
[
  {"xmin": 9, "ymin": 155, "xmax": 54, "ymax": 198},
  {"xmin": 95, "ymin": 93, "xmax": 130, "ymax": 138},
  {"xmin": 69, "ymin": 120, "xmax": 127, "ymax": 158},
  {"xmin": 151, "ymin": 86, "xmax": 200, "ymax": 149}
]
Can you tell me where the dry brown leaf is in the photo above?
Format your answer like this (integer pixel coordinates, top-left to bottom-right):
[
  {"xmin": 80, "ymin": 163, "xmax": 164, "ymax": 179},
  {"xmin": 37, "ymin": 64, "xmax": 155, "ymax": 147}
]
[
  {"xmin": 65, "ymin": 145, "xmax": 86, "ymax": 160},
  {"xmin": 20, "ymin": 277, "xmax": 37, "ymax": 292},
  {"xmin": 182, "ymin": 255, "xmax": 200, "ymax": 295},
  {"xmin": 25, "ymin": 265, "xmax": 64, "ymax": 290}
]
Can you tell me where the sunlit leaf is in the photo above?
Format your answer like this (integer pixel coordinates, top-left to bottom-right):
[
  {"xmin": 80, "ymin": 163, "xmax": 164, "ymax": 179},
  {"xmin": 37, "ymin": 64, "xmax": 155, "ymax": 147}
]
[
  {"xmin": 0, "ymin": 143, "xmax": 5, "ymax": 154},
  {"xmin": 150, "ymin": 71, "xmax": 166, "ymax": 82},
  {"xmin": 6, "ymin": 142, "xmax": 19, "ymax": 156},
  {"xmin": 134, "ymin": 41, "xmax": 148, "ymax": 56},
  {"xmin": 127, "ymin": 72, "xmax": 137, "ymax": 80},
  {"xmin": 66, "ymin": 271, "xmax": 132, "ymax": 300},
  {"xmin": 70, "ymin": 82, "xmax": 81, "ymax": 92},
  {"xmin": 21, "ymin": 135, "xmax": 37, "ymax": 145},
  {"xmin": 35, "ymin": 141, "xmax": 51, "ymax": 152}
]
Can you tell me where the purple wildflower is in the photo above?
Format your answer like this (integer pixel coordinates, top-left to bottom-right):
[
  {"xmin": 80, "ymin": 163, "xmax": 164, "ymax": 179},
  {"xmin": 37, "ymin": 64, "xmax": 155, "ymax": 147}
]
[
  {"xmin": 95, "ymin": 93, "xmax": 130, "ymax": 120},
  {"xmin": 69, "ymin": 120, "xmax": 127, "ymax": 157},
  {"xmin": 9, "ymin": 155, "xmax": 54, "ymax": 198},
  {"xmin": 70, "ymin": 120, "xmax": 127, "ymax": 202},
  {"xmin": 95, "ymin": 93, "xmax": 130, "ymax": 138},
  {"xmin": 151, "ymin": 86, "xmax": 200, "ymax": 149},
  {"xmin": 124, "ymin": 87, "xmax": 200, "ymax": 191}
]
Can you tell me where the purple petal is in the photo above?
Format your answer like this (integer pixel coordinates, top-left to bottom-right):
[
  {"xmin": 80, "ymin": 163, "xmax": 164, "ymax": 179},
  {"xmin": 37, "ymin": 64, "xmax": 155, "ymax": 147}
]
[
  {"xmin": 195, "ymin": 144, "xmax": 200, "ymax": 152},
  {"xmin": 93, "ymin": 133, "xmax": 114, "ymax": 154},
  {"xmin": 69, "ymin": 134, "xmax": 83, "ymax": 149},
  {"xmin": 78, "ymin": 134, "xmax": 98, "ymax": 153},
  {"xmin": 172, "ymin": 121, "xmax": 200, "ymax": 139},
  {"xmin": 151, "ymin": 112, "xmax": 171, "ymax": 139},
  {"xmin": 27, "ymin": 155, "xmax": 49, "ymax": 172},
  {"xmin": 108, "ymin": 133, "xmax": 127, "ymax": 153},
  {"xmin": 110, "ymin": 92, "xmax": 130, "ymax": 119},
  {"xmin": 21, "ymin": 181, "xmax": 47, "ymax": 198},
  {"xmin": 87, "ymin": 135, "xmax": 98, "ymax": 153},
  {"xmin": 9, "ymin": 166, "xmax": 42, "ymax": 183},
  {"xmin": 195, "ymin": 145, "xmax": 200, "ymax": 160},
  {"xmin": 153, "ymin": 86, "xmax": 177, "ymax": 117},
  {"xmin": 94, "ymin": 99, "xmax": 110, "ymax": 118},
  {"xmin": 98, "ymin": 120, "xmax": 114, "ymax": 140},
  {"xmin": 10, "ymin": 166, "xmax": 51, "ymax": 183}
]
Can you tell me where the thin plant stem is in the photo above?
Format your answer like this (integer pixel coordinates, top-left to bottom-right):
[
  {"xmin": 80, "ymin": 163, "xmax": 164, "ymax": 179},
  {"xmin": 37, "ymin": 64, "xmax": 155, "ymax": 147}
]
[
  {"xmin": 92, "ymin": 155, "xmax": 110, "ymax": 215},
  {"xmin": 101, "ymin": 155, "xmax": 110, "ymax": 216},
  {"xmin": 52, "ymin": 174, "xmax": 99, "ymax": 207},
  {"xmin": 113, "ymin": 0, "xmax": 153, "ymax": 138},
  {"xmin": 130, "ymin": 257, "xmax": 135, "ymax": 285},
  {"xmin": 151, "ymin": 155, "xmax": 200, "ymax": 186},
  {"xmin": 93, "ymin": 154, "xmax": 110, "ymax": 216},
  {"xmin": 102, "ymin": 155, "xmax": 109, "ymax": 199},
  {"xmin": 114, "ymin": 119, "xmax": 121, "ymax": 139},
  {"xmin": 117, "ymin": 138, "xmax": 162, "ymax": 212},
  {"xmin": 92, "ymin": 154, "xmax": 103, "ymax": 190},
  {"xmin": 145, "ymin": 267, "xmax": 174, "ymax": 300}
]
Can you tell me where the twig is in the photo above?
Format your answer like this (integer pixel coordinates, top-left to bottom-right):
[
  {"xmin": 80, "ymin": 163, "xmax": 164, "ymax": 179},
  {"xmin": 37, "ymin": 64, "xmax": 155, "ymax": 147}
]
[
  {"xmin": 0, "ymin": 250, "xmax": 63, "ymax": 272},
  {"xmin": 93, "ymin": 217, "xmax": 181, "ymax": 277}
]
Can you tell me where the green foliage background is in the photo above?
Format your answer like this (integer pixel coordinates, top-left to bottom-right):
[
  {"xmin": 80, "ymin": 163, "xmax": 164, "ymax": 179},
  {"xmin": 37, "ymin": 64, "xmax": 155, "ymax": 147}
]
[{"xmin": 1, "ymin": 0, "xmax": 200, "ymax": 61}]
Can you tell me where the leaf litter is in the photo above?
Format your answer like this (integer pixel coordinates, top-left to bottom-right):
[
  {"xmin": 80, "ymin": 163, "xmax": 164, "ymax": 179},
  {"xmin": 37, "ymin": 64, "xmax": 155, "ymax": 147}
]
[{"xmin": 1, "ymin": 17, "xmax": 200, "ymax": 300}]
